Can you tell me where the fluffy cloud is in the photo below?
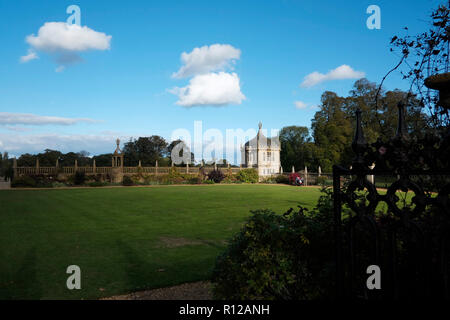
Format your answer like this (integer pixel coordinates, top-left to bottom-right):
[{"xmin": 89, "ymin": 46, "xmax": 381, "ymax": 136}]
[
  {"xmin": 0, "ymin": 112, "xmax": 98, "ymax": 126},
  {"xmin": 21, "ymin": 22, "xmax": 112, "ymax": 70},
  {"xmin": 26, "ymin": 22, "xmax": 111, "ymax": 52},
  {"xmin": 20, "ymin": 49, "xmax": 39, "ymax": 63},
  {"xmin": 0, "ymin": 132, "xmax": 124, "ymax": 156},
  {"xmin": 300, "ymin": 64, "xmax": 365, "ymax": 88},
  {"xmin": 172, "ymin": 44, "xmax": 241, "ymax": 78},
  {"xmin": 170, "ymin": 72, "xmax": 245, "ymax": 107},
  {"xmin": 170, "ymin": 44, "xmax": 245, "ymax": 107}
]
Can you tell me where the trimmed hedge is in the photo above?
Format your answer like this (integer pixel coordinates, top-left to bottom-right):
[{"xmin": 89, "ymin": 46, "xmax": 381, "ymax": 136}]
[{"xmin": 236, "ymin": 168, "xmax": 259, "ymax": 183}]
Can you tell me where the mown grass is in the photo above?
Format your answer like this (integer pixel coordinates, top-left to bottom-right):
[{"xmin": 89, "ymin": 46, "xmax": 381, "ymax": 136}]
[{"xmin": 0, "ymin": 184, "xmax": 321, "ymax": 299}]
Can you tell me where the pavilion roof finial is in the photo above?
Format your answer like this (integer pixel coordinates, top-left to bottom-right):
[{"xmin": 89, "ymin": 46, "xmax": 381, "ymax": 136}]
[
  {"xmin": 114, "ymin": 138, "xmax": 122, "ymax": 154},
  {"xmin": 258, "ymin": 121, "xmax": 262, "ymax": 130}
]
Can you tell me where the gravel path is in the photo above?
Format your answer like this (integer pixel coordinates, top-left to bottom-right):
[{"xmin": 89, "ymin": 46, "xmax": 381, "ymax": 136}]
[{"xmin": 102, "ymin": 281, "xmax": 213, "ymax": 300}]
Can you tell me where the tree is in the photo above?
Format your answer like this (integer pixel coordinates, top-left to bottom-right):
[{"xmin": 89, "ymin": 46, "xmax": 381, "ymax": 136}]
[
  {"xmin": 122, "ymin": 136, "xmax": 169, "ymax": 166},
  {"xmin": 36, "ymin": 149, "xmax": 63, "ymax": 167},
  {"xmin": 279, "ymin": 126, "xmax": 314, "ymax": 172},
  {"xmin": 92, "ymin": 153, "xmax": 113, "ymax": 167},
  {"xmin": 310, "ymin": 81, "xmax": 431, "ymax": 171},
  {"xmin": 17, "ymin": 153, "xmax": 37, "ymax": 167},
  {"xmin": 311, "ymin": 91, "xmax": 353, "ymax": 172},
  {"xmin": 388, "ymin": 4, "xmax": 449, "ymax": 127}
]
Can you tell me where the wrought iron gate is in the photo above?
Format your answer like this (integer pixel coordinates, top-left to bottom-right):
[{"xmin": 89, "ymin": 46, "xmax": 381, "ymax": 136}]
[{"xmin": 333, "ymin": 104, "xmax": 450, "ymax": 299}]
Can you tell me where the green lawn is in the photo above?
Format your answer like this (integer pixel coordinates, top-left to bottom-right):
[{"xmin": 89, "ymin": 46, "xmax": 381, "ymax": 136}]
[{"xmin": 0, "ymin": 184, "xmax": 321, "ymax": 299}]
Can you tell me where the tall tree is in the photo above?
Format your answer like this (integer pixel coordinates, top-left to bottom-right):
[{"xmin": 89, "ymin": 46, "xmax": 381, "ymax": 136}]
[
  {"xmin": 311, "ymin": 91, "xmax": 353, "ymax": 172},
  {"xmin": 279, "ymin": 126, "xmax": 313, "ymax": 172},
  {"xmin": 122, "ymin": 136, "xmax": 169, "ymax": 166}
]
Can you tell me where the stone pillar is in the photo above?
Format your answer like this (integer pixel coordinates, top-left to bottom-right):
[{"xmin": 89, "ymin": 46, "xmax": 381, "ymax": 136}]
[
  {"xmin": 74, "ymin": 159, "xmax": 78, "ymax": 173},
  {"xmin": 304, "ymin": 166, "xmax": 308, "ymax": 186},
  {"xmin": 186, "ymin": 163, "xmax": 189, "ymax": 174},
  {"xmin": 155, "ymin": 160, "xmax": 158, "ymax": 175},
  {"xmin": 292, "ymin": 166, "xmax": 295, "ymax": 173},
  {"xmin": 214, "ymin": 163, "xmax": 217, "ymax": 171},
  {"xmin": 280, "ymin": 166, "xmax": 283, "ymax": 174},
  {"xmin": 36, "ymin": 158, "xmax": 40, "ymax": 175},
  {"xmin": 13, "ymin": 157, "xmax": 17, "ymax": 177},
  {"xmin": 368, "ymin": 163, "xmax": 375, "ymax": 185},
  {"xmin": 93, "ymin": 159, "xmax": 96, "ymax": 174},
  {"xmin": 138, "ymin": 160, "xmax": 142, "ymax": 167},
  {"xmin": 318, "ymin": 166, "xmax": 321, "ymax": 177}
]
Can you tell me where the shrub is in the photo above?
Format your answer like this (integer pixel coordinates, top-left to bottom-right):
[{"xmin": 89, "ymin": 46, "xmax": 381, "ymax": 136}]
[
  {"xmin": 317, "ymin": 176, "xmax": 328, "ymax": 187},
  {"xmin": 89, "ymin": 181, "xmax": 108, "ymax": 187},
  {"xmin": 275, "ymin": 174, "xmax": 289, "ymax": 184},
  {"xmin": 288, "ymin": 172, "xmax": 301, "ymax": 185},
  {"xmin": 212, "ymin": 188, "xmax": 336, "ymax": 300},
  {"xmin": 122, "ymin": 175, "xmax": 134, "ymax": 186},
  {"xmin": 74, "ymin": 171, "xmax": 86, "ymax": 185},
  {"xmin": 208, "ymin": 170, "xmax": 225, "ymax": 183},
  {"xmin": 12, "ymin": 175, "xmax": 57, "ymax": 188},
  {"xmin": 236, "ymin": 168, "xmax": 259, "ymax": 183},
  {"xmin": 52, "ymin": 181, "xmax": 67, "ymax": 188},
  {"xmin": 11, "ymin": 176, "xmax": 37, "ymax": 188}
]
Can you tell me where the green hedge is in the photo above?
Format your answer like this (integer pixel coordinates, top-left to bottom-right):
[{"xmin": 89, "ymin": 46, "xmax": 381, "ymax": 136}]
[
  {"xmin": 236, "ymin": 168, "xmax": 259, "ymax": 183},
  {"xmin": 212, "ymin": 188, "xmax": 335, "ymax": 299}
]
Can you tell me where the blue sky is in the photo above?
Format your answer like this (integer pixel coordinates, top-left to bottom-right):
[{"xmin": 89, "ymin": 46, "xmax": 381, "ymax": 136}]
[{"xmin": 0, "ymin": 0, "xmax": 443, "ymax": 162}]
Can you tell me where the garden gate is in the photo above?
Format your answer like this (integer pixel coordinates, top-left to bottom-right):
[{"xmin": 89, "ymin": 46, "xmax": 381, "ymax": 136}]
[{"xmin": 333, "ymin": 104, "xmax": 450, "ymax": 299}]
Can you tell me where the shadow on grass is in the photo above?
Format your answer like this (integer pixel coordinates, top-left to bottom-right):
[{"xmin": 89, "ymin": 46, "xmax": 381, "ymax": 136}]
[
  {"xmin": 0, "ymin": 247, "xmax": 41, "ymax": 299},
  {"xmin": 115, "ymin": 240, "xmax": 161, "ymax": 292}
]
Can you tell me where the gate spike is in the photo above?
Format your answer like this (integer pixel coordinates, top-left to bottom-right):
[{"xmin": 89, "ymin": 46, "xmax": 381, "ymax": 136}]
[
  {"xmin": 395, "ymin": 101, "xmax": 408, "ymax": 140},
  {"xmin": 352, "ymin": 109, "xmax": 367, "ymax": 166}
]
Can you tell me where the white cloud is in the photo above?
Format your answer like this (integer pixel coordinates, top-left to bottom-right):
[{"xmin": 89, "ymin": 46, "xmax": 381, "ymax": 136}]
[
  {"xmin": 294, "ymin": 101, "xmax": 320, "ymax": 110},
  {"xmin": 0, "ymin": 133, "xmax": 123, "ymax": 156},
  {"xmin": 300, "ymin": 64, "xmax": 365, "ymax": 88},
  {"xmin": 170, "ymin": 72, "xmax": 245, "ymax": 107},
  {"xmin": 294, "ymin": 101, "xmax": 308, "ymax": 109},
  {"xmin": 20, "ymin": 49, "xmax": 38, "ymax": 63},
  {"xmin": 22, "ymin": 22, "xmax": 112, "ymax": 70},
  {"xmin": 0, "ymin": 112, "xmax": 99, "ymax": 126},
  {"xmin": 172, "ymin": 44, "xmax": 241, "ymax": 78},
  {"xmin": 26, "ymin": 22, "xmax": 111, "ymax": 52}
]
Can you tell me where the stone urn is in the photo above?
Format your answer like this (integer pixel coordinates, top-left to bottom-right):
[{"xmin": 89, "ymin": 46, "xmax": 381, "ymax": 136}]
[{"xmin": 424, "ymin": 72, "xmax": 450, "ymax": 109}]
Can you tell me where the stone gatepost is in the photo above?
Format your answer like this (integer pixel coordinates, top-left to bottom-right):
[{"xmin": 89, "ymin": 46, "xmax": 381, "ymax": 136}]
[
  {"xmin": 36, "ymin": 158, "xmax": 40, "ymax": 175},
  {"xmin": 111, "ymin": 138, "xmax": 124, "ymax": 183},
  {"xmin": 13, "ymin": 157, "xmax": 17, "ymax": 178},
  {"xmin": 304, "ymin": 166, "xmax": 308, "ymax": 186}
]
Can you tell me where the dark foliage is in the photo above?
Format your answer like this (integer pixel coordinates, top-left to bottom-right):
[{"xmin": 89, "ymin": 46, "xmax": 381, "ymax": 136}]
[
  {"xmin": 74, "ymin": 171, "xmax": 86, "ymax": 185},
  {"xmin": 122, "ymin": 175, "xmax": 134, "ymax": 186},
  {"xmin": 208, "ymin": 169, "xmax": 225, "ymax": 183},
  {"xmin": 212, "ymin": 188, "xmax": 336, "ymax": 300}
]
